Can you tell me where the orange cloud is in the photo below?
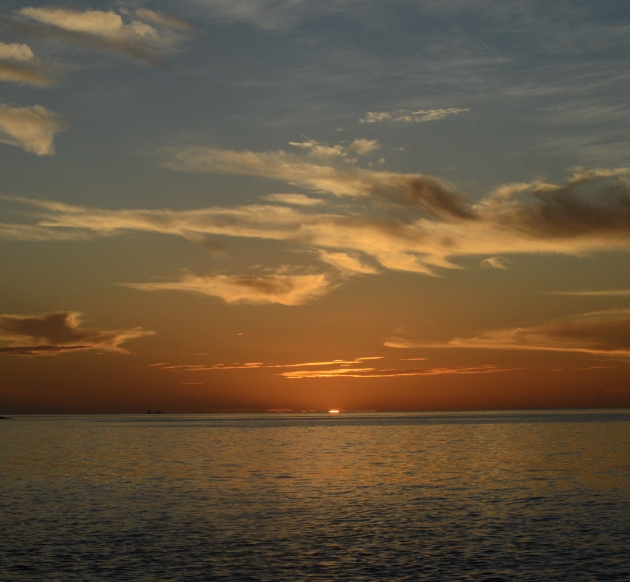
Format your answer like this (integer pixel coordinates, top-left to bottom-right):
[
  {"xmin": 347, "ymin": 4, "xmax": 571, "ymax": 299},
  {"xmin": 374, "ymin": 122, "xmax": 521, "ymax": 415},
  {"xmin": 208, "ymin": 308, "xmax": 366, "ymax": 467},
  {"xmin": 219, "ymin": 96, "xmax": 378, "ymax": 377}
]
[
  {"xmin": 149, "ymin": 356, "xmax": 384, "ymax": 372},
  {"xmin": 387, "ymin": 309, "xmax": 630, "ymax": 359},
  {"xmin": 280, "ymin": 364, "xmax": 517, "ymax": 379},
  {"xmin": 5, "ymin": 165, "xmax": 630, "ymax": 281},
  {"xmin": 123, "ymin": 272, "xmax": 333, "ymax": 306}
]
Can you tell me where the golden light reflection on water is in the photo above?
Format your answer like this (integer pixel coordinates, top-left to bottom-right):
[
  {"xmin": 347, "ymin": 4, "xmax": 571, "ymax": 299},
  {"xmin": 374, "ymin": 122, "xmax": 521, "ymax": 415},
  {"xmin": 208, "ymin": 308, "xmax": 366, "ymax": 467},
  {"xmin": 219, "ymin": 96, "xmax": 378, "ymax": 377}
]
[
  {"xmin": 1, "ymin": 412, "xmax": 629, "ymax": 580},
  {"xmin": 3, "ymin": 412, "xmax": 628, "ymax": 492}
]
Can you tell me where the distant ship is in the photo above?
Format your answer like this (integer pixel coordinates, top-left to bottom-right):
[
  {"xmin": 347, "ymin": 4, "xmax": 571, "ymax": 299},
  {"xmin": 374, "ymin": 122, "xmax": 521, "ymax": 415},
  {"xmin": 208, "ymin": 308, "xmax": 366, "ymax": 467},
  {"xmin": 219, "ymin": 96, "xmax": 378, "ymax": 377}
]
[{"xmin": 145, "ymin": 409, "xmax": 163, "ymax": 414}]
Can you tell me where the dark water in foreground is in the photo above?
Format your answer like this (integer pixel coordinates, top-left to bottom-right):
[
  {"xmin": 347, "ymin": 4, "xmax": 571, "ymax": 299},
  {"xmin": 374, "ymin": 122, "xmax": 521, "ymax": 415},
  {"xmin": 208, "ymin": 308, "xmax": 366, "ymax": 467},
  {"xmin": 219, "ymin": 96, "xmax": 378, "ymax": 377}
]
[{"xmin": 1, "ymin": 411, "xmax": 629, "ymax": 581}]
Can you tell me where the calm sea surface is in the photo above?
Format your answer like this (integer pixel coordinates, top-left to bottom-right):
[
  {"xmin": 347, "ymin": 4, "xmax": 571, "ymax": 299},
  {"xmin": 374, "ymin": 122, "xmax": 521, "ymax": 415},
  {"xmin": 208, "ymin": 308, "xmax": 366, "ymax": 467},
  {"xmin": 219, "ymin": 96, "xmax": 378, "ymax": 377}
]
[{"xmin": 1, "ymin": 411, "xmax": 629, "ymax": 581}]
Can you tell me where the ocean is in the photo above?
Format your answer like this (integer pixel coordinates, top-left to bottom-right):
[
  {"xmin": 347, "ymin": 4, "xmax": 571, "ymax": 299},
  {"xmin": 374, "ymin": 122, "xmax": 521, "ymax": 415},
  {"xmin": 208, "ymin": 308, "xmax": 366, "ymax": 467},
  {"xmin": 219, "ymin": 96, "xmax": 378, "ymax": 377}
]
[{"xmin": 1, "ymin": 411, "xmax": 629, "ymax": 581}]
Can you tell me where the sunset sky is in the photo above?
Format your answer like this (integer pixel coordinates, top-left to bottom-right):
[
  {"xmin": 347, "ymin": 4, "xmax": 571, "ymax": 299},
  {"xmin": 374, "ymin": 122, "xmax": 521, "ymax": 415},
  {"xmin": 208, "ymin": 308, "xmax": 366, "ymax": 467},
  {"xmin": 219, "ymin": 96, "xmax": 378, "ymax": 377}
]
[{"xmin": 1, "ymin": 0, "xmax": 630, "ymax": 412}]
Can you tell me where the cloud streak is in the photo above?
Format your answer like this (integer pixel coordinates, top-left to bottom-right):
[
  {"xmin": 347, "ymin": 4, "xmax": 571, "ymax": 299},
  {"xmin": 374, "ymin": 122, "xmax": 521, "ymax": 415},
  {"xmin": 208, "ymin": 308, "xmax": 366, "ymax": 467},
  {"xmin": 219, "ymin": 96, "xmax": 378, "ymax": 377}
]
[
  {"xmin": 262, "ymin": 193, "xmax": 324, "ymax": 206},
  {"xmin": 0, "ymin": 41, "xmax": 51, "ymax": 85},
  {"xmin": 0, "ymin": 104, "xmax": 65, "ymax": 155},
  {"xmin": 10, "ymin": 7, "xmax": 189, "ymax": 66},
  {"xmin": 360, "ymin": 108, "xmax": 469, "ymax": 123},
  {"xmin": 0, "ymin": 63, "xmax": 51, "ymax": 86},
  {"xmin": 148, "ymin": 356, "xmax": 384, "ymax": 372},
  {"xmin": 386, "ymin": 309, "xmax": 630, "ymax": 359},
  {"xmin": 165, "ymin": 145, "xmax": 476, "ymax": 220},
  {"xmin": 123, "ymin": 272, "xmax": 333, "ymax": 305},
  {"xmin": 0, "ymin": 312, "xmax": 154, "ymax": 356},
  {"xmin": 280, "ymin": 364, "xmax": 517, "ymax": 379},
  {"xmin": 316, "ymin": 250, "xmax": 378, "ymax": 275},
  {"xmin": 5, "ymin": 163, "xmax": 630, "ymax": 280},
  {"xmin": 547, "ymin": 289, "xmax": 630, "ymax": 297},
  {"xmin": 143, "ymin": 357, "xmax": 516, "ymax": 380}
]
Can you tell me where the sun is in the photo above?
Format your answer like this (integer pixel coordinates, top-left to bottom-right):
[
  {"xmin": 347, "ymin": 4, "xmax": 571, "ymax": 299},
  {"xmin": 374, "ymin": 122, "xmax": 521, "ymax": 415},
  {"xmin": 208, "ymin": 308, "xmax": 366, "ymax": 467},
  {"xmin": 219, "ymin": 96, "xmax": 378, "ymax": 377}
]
[{"xmin": 328, "ymin": 409, "xmax": 340, "ymax": 414}]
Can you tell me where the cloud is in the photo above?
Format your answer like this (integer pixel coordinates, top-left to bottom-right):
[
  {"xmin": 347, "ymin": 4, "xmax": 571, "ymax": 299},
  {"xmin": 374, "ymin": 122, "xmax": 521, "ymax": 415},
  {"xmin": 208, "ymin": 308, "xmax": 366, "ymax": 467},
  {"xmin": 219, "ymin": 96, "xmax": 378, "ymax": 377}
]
[
  {"xmin": 13, "ymin": 7, "xmax": 189, "ymax": 66},
  {"xmin": 0, "ymin": 222, "xmax": 88, "ymax": 241},
  {"xmin": 186, "ymin": 0, "xmax": 313, "ymax": 31},
  {"xmin": 6, "ymin": 165, "xmax": 630, "ymax": 280},
  {"xmin": 348, "ymin": 138, "xmax": 380, "ymax": 155},
  {"xmin": 20, "ymin": 7, "xmax": 158, "ymax": 42},
  {"xmin": 0, "ymin": 63, "xmax": 51, "ymax": 86},
  {"xmin": 0, "ymin": 43, "xmax": 51, "ymax": 85},
  {"xmin": 165, "ymin": 145, "xmax": 476, "ymax": 219},
  {"xmin": 480, "ymin": 256, "xmax": 511, "ymax": 269},
  {"xmin": 135, "ymin": 9, "xmax": 192, "ymax": 31},
  {"xmin": 316, "ymin": 250, "xmax": 378, "ymax": 275},
  {"xmin": 154, "ymin": 361, "xmax": 264, "ymax": 371},
  {"xmin": 123, "ymin": 272, "xmax": 333, "ymax": 305},
  {"xmin": 386, "ymin": 309, "xmax": 630, "ymax": 359},
  {"xmin": 547, "ymin": 289, "xmax": 630, "ymax": 297},
  {"xmin": 360, "ymin": 108, "xmax": 469, "ymax": 123},
  {"xmin": 0, "ymin": 42, "xmax": 34, "ymax": 61},
  {"xmin": 0, "ymin": 104, "xmax": 65, "ymax": 155},
  {"xmin": 148, "ymin": 356, "xmax": 383, "ymax": 372},
  {"xmin": 0, "ymin": 42, "xmax": 52, "ymax": 85},
  {"xmin": 262, "ymin": 193, "xmax": 324, "ymax": 206},
  {"xmin": 147, "ymin": 357, "xmax": 516, "ymax": 379},
  {"xmin": 288, "ymin": 138, "xmax": 379, "ymax": 159},
  {"xmin": 0, "ymin": 312, "xmax": 154, "ymax": 356},
  {"xmin": 280, "ymin": 364, "xmax": 518, "ymax": 379}
]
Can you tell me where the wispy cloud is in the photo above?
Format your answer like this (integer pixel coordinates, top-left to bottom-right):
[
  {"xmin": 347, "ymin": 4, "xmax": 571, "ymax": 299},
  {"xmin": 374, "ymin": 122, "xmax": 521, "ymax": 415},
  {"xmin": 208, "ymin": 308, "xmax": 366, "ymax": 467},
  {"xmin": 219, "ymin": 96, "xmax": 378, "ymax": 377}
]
[
  {"xmin": 0, "ymin": 104, "xmax": 65, "ymax": 155},
  {"xmin": 0, "ymin": 312, "xmax": 154, "ymax": 356},
  {"xmin": 0, "ymin": 223, "xmax": 88, "ymax": 241},
  {"xmin": 134, "ymin": 9, "xmax": 192, "ymax": 31},
  {"xmin": 185, "ymin": 0, "xmax": 317, "ymax": 31},
  {"xmin": 262, "ymin": 193, "xmax": 324, "ymax": 206},
  {"xmin": 288, "ymin": 138, "xmax": 380, "ymax": 159},
  {"xmin": 0, "ymin": 63, "xmax": 51, "ymax": 86},
  {"xmin": 547, "ymin": 289, "xmax": 630, "ymax": 297},
  {"xmin": 386, "ymin": 309, "xmax": 630, "ymax": 359},
  {"xmin": 149, "ymin": 356, "xmax": 384, "ymax": 372},
  {"xmin": 146, "ymin": 358, "xmax": 517, "ymax": 379},
  {"xmin": 316, "ymin": 250, "xmax": 378, "ymax": 275},
  {"xmin": 19, "ymin": 7, "xmax": 158, "ymax": 41},
  {"xmin": 12, "ymin": 7, "xmax": 190, "ymax": 66},
  {"xmin": 165, "ymin": 145, "xmax": 476, "ymax": 219},
  {"xmin": 0, "ymin": 42, "xmax": 34, "ymax": 61},
  {"xmin": 123, "ymin": 272, "xmax": 333, "ymax": 305},
  {"xmin": 0, "ymin": 42, "xmax": 50, "ymax": 85},
  {"xmin": 360, "ymin": 108, "xmax": 469, "ymax": 124},
  {"xmin": 480, "ymin": 256, "xmax": 511, "ymax": 269},
  {"xmin": 280, "ymin": 364, "xmax": 517, "ymax": 379},
  {"xmin": 5, "ymin": 164, "xmax": 630, "ymax": 280}
]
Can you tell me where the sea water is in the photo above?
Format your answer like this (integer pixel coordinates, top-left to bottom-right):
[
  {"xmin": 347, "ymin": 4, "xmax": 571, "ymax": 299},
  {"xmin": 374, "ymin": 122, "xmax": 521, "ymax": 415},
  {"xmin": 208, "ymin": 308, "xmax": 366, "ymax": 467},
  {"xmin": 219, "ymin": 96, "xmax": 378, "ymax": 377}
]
[{"xmin": 1, "ymin": 411, "xmax": 629, "ymax": 581}]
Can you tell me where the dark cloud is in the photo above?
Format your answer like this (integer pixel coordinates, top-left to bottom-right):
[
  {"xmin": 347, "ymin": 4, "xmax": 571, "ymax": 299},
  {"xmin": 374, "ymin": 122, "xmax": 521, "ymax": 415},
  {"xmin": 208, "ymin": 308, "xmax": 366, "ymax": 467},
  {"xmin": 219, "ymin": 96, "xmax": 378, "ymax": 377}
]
[
  {"xmin": 0, "ymin": 312, "xmax": 154, "ymax": 356},
  {"xmin": 487, "ymin": 171, "xmax": 630, "ymax": 240},
  {"xmin": 368, "ymin": 173, "xmax": 477, "ymax": 220},
  {"xmin": 389, "ymin": 309, "xmax": 630, "ymax": 358}
]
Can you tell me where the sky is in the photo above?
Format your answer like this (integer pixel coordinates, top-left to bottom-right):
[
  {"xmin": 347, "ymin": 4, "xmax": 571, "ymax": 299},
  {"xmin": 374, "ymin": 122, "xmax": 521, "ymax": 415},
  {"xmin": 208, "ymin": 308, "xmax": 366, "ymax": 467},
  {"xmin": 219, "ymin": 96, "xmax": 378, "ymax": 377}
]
[{"xmin": 1, "ymin": 0, "xmax": 630, "ymax": 413}]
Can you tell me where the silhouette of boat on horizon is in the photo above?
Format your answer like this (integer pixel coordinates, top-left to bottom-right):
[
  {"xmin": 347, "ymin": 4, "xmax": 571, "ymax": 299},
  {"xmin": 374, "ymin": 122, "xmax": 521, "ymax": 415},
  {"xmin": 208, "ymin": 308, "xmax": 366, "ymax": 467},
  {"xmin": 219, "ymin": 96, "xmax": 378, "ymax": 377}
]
[{"xmin": 145, "ymin": 409, "xmax": 163, "ymax": 414}]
